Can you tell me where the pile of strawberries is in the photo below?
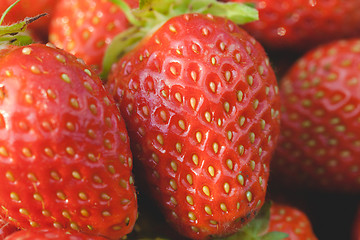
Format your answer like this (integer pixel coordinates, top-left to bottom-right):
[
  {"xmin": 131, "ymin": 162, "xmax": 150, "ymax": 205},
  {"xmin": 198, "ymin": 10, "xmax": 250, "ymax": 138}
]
[{"xmin": 0, "ymin": 0, "xmax": 360, "ymax": 239}]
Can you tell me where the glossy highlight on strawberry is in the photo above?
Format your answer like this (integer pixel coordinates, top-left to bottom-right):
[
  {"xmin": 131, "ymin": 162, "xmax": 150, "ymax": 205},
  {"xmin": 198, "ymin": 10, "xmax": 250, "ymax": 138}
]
[
  {"xmin": 106, "ymin": 13, "xmax": 281, "ymax": 239},
  {"xmin": 0, "ymin": 43, "xmax": 137, "ymax": 239}
]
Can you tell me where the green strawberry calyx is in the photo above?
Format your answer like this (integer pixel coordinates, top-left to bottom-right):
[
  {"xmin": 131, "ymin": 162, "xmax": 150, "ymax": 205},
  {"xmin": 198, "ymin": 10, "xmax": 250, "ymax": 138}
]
[
  {"xmin": 0, "ymin": 0, "xmax": 46, "ymax": 48},
  {"xmin": 217, "ymin": 201, "xmax": 289, "ymax": 240},
  {"xmin": 101, "ymin": 0, "xmax": 259, "ymax": 79}
]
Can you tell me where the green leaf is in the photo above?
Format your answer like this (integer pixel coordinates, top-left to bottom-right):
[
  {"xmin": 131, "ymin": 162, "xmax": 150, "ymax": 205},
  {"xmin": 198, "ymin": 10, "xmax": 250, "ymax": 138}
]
[
  {"xmin": 201, "ymin": 1, "xmax": 259, "ymax": 24},
  {"xmin": 0, "ymin": 34, "xmax": 32, "ymax": 46},
  {"xmin": 261, "ymin": 231, "xmax": 289, "ymax": 240},
  {"xmin": 137, "ymin": 0, "xmax": 258, "ymax": 23},
  {"xmin": 109, "ymin": 0, "xmax": 141, "ymax": 26},
  {"xmin": 100, "ymin": 26, "xmax": 143, "ymax": 80},
  {"xmin": 245, "ymin": 201, "xmax": 272, "ymax": 235},
  {"xmin": 139, "ymin": 0, "xmax": 151, "ymax": 9},
  {"xmin": 216, "ymin": 201, "xmax": 288, "ymax": 240},
  {"xmin": 0, "ymin": 13, "xmax": 46, "ymax": 46}
]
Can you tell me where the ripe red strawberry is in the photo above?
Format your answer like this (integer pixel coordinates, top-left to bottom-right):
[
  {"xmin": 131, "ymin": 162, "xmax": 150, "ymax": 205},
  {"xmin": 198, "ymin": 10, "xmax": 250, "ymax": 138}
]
[
  {"xmin": 0, "ymin": 0, "xmax": 58, "ymax": 41},
  {"xmin": 4, "ymin": 228, "xmax": 107, "ymax": 240},
  {"xmin": 0, "ymin": 43, "xmax": 137, "ymax": 239},
  {"xmin": 267, "ymin": 203, "xmax": 317, "ymax": 240},
  {"xmin": 49, "ymin": 0, "xmax": 138, "ymax": 74},
  {"xmin": 273, "ymin": 38, "xmax": 360, "ymax": 192},
  {"xmin": 0, "ymin": 219, "xmax": 17, "ymax": 239},
  {"xmin": 223, "ymin": 0, "xmax": 360, "ymax": 51},
  {"xmin": 221, "ymin": 201, "xmax": 316, "ymax": 240},
  {"xmin": 106, "ymin": 5, "xmax": 281, "ymax": 239}
]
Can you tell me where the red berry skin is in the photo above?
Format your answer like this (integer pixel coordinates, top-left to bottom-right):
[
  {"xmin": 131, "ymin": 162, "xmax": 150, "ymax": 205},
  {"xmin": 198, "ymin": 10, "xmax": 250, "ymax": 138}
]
[
  {"xmin": 225, "ymin": 0, "xmax": 360, "ymax": 51},
  {"xmin": 106, "ymin": 13, "xmax": 281, "ymax": 239},
  {"xmin": 268, "ymin": 204, "xmax": 318, "ymax": 240},
  {"xmin": 0, "ymin": 43, "xmax": 137, "ymax": 240},
  {"xmin": 0, "ymin": 219, "xmax": 17, "ymax": 239},
  {"xmin": 49, "ymin": 0, "xmax": 138, "ymax": 74},
  {"xmin": 4, "ymin": 228, "xmax": 107, "ymax": 240},
  {"xmin": 0, "ymin": 0, "xmax": 58, "ymax": 41},
  {"xmin": 273, "ymin": 38, "xmax": 360, "ymax": 192}
]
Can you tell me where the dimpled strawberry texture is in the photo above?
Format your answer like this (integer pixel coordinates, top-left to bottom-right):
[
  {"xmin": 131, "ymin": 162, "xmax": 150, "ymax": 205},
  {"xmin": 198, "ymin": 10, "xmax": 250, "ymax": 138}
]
[
  {"xmin": 269, "ymin": 204, "xmax": 318, "ymax": 240},
  {"xmin": 107, "ymin": 13, "xmax": 281, "ymax": 239},
  {"xmin": 0, "ymin": 44, "xmax": 137, "ymax": 240},
  {"xmin": 49, "ymin": 0, "xmax": 138, "ymax": 74},
  {"xmin": 273, "ymin": 38, "xmax": 360, "ymax": 192},
  {"xmin": 225, "ymin": 0, "xmax": 360, "ymax": 51}
]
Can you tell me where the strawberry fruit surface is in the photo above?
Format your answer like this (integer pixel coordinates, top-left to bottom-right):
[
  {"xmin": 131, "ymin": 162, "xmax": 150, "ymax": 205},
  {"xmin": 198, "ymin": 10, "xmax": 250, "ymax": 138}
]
[
  {"xmin": 225, "ymin": 0, "xmax": 360, "ymax": 51},
  {"xmin": 0, "ymin": 219, "xmax": 17, "ymax": 239},
  {"xmin": 267, "ymin": 203, "xmax": 317, "ymax": 240},
  {"xmin": 49, "ymin": 0, "xmax": 138, "ymax": 74},
  {"xmin": 273, "ymin": 38, "xmax": 360, "ymax": 192},
  {"xmin": 0, "ymin": 43, "xmax": 137, "ymax": 239},
  {"xmin": 4, "ymin": 228, "xmax": 107, "ymax": 240},
  {"xmin": 106, "ymin": 11, "xmax": 281, "ymax": 239}
]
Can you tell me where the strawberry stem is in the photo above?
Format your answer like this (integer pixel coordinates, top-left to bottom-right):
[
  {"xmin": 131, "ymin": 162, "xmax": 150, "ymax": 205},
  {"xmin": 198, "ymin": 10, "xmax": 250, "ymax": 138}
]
[
  {"xmin": 110, "ymin": 0, "xmax": 142, "ymax": 27},
  {"xmin": 101, "ymin": 0, "xmax": 258, "ymax": 79}
]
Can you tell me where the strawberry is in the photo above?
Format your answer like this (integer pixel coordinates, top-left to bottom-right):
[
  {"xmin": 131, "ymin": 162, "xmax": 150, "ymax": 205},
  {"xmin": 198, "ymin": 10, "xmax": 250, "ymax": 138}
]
[
  {"xmin": 4, "ymin": 228, "xmax": 107, "ymax": 240},
  {"xmin": 0, "ymin": 0, "xmax": 58, "ymax": 41},
  {"xmin": 223, "ymin": 0, "xmax": 360, "ymax": 51},
  {"xmin": 272, "ymin": 38, "xmax": 360, "ymax": 192},
  {"xmin": 222, "ymin": 201, "xmax": 317, "ymax": 240},
  {"xmin": 49, "ymin": 0, "xmax": 138, "ymax": 75},
  {"xmin": 0, "ymin": 41, "xmax": 137, "ymax": 238},
  {"xmin": 0, "ymin": 219, "xmax": 17, "ymax": 239},
  {"xmin": 104, "ymin": 1, "xmax": 280, "ymax": 239},
  {"xmin": 267, "ymin": 203, "xmax": 317, "ymax": 240}
]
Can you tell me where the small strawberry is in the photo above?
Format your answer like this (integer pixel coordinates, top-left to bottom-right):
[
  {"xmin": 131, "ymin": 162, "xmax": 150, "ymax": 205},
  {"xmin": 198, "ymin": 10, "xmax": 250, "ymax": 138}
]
[
  {"xmin": 104, "ymin": 1, "xmax": 280, "ymax": 239},
  {"xmin": 267, "ymin": 203, "xmax": 318, "ymax": 240},
  {"xmin": 0, "ymin": 0, "xmax": 58, "ymax": 41},
  {"xmin": 273, "ymin": 38, "xmax": 360, "ymax": 192},
  {"xmin": 49, "ymin": 0, "xmax": 138, "ymax": 74},
  {"xmin": 222, "ymin": 201, "xmax": 317, "ymax": 240},
  {"xmin": 223, "ymin": 0, "xmax": 360, "ymax": 51},
  {"xmin": 0, "ymin": 219, "xmax": 17, "ymax": 239},
  {"xmin": 0, "ymin": 16, "xmax": 137, "ymax": 238},
  {"xmin": 4, "ymin": 228, "xmax": 107, "ymax": 240}
]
